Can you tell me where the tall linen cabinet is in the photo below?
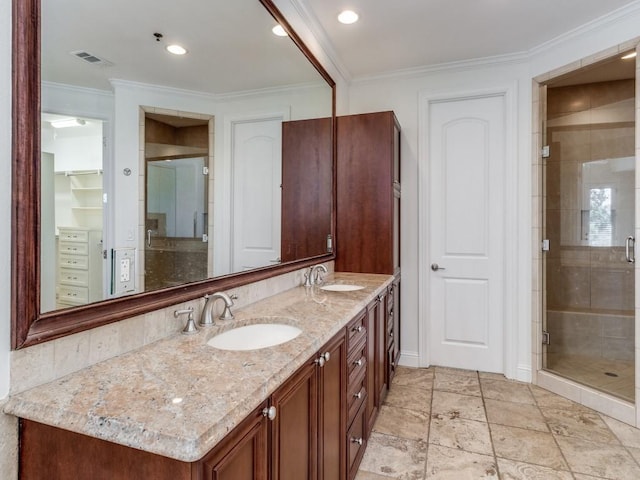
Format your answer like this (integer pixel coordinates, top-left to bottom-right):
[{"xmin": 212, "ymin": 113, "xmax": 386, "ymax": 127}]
[{"xmin": 336, "ymin": 111, "xmax": 401, "ymax": 439}]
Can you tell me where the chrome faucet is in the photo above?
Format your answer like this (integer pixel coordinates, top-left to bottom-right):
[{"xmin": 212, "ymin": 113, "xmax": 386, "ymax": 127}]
[
  {"xmin": 201, "ymin": 292, "xmax": 236, "ymax": 326},
  {"xmin": 304, "ymin": 264, "xmax": 328, "ymax": 287}
]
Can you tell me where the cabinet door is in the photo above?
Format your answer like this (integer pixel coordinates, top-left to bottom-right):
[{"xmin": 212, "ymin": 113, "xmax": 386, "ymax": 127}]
[
  {"xmin": 271, "ymin": 361, "xmax": 318, "ymax": 480},
  {"xmin": 318, "ymin": 331, "xmax": 347, "ymax": 480},
  {"xmin": 281, "ymin": 118, "xmax": 332, "ymax": 262},
  {"xmin": 376, "ymin": 291, "xmax": 388, "ymax": 405},
  {"xmin": 388, "ymin": 280, "xmax": 401, "ymax": 385},
  {"xmin": 365, "ymin": 299, "xmax": 378, "ymax": 436},
  {"xmin": 198, "ymin": 401, "xmax": 269, "ymax": 480}
]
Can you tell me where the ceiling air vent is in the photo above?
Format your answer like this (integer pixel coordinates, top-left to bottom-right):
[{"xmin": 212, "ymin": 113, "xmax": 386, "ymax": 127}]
[{"xmin": 70, "ymin": 50, "xmax": 113, "ymax": 67}]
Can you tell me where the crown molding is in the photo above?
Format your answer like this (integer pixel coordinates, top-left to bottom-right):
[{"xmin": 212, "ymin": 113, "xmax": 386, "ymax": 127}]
[
  {"xmin": 290, "ymin": 0, "xmax": 353, "ymax": 83},
  {"xmin": 529, "ymin": 0, "xmax": 640, "ymax": 57},
  {"xmin": 351, "ymin": 51, "xmax": 529, "ymax": 85}
]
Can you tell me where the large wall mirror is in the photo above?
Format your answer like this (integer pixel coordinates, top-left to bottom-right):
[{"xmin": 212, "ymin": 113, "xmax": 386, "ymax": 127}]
[{"xmin": 12, "ymin": 0, "xmax": 336, "ymax": 348}]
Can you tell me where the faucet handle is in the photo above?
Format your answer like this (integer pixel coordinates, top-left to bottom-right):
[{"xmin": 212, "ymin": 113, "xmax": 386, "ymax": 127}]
[
  {"xmin": 303, "ymin": 267, "xmax": 314, "ymax": 287},
  {"xmin": 174, "ymin": 307, "xmax": 198, "ymax": 335},
  {"xmin": 220, "ymin": 304, "xmax": 234, "ymax": 321}
]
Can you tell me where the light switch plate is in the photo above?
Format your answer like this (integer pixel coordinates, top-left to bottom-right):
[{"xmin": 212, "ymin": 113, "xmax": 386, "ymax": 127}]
[{"xmin": 111, "ymin": 248, "xmax": 136, "ymax": 295}]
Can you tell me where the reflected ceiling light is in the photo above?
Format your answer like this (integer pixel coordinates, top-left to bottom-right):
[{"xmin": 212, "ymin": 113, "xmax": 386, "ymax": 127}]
[
  {"xmin": 166, "ymin": 44, "xmax": 188, "ymax": 55},
  {"xmin": 621, "ymin": 51, "xmax": 637, "ymax": 60},
  {"xmin": 50, "ymin": 118, "xmax": 86, "ymax": 129},
  {"xmin": 338, "ymin": 10, "xmax": 359, "ymax": 24},
  {"xmin": 272, "ymin": 24, "xmax": 288, "ymax": 37}
]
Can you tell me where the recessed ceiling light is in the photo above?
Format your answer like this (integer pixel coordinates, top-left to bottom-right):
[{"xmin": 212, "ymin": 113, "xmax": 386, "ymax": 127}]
[
  {"xmin": 621, "ymin": 51, "xmax": 637, "ymax": 60},
  {"xmin": 166, "ymin": 44, "xmax": 187, "ymax": 55},
  {"xmin": 272, "ymin": 25, "xmax": 288, "ymax": 37},
  {"xmin": 338, "ymin": 10, "xmax": 359, "ymax": 24}
]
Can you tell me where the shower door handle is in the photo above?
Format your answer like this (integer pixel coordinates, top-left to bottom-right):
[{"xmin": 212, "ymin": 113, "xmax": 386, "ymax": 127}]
[{"xmin": 626, "ymin": 236, "xmax": 635, "ymax": 264}]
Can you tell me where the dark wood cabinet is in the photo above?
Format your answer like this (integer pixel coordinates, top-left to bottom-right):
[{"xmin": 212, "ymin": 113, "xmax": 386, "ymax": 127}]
[
  {"xmin": 387, "ymin": 279, "xmax": 401, "ymax": 386},
  {"xmin": 364, "ymin": 299, "xmax": 378, "ymax": 436},
  {"xmin": 198, "ymin": 402, "xmax": 269, "ymax": 480},
  {"xmin": 345, "ymin": 312, "xmax": 369, "ymax": 480},
  {"xmin": 336, "ymin": 111, "xmax": 400, "ymax": 275},
  {"xmin": 337, "ymin": 111, "xmax": 401, "ymax": 444},
  {"xmin": 18, "ymin": 326, "xmax": 353, "ymax": 480},
  {"xmin": 271, "ymin": 360, "xmax": 318, "ymax": 480},
  {"xmin": 281, "ymin": 117, "xmax": 333, "ymax": 262},
  {"xmin": 376, "ymin": 289, "xmax": 389, "ymax": 406},
  {"xmin": 318, "ymin": 332, "xmax": 347, "ymax": 480},
  {"xmin": 20, "ymin": 419, "xmax": 193, "ymax": 480}
]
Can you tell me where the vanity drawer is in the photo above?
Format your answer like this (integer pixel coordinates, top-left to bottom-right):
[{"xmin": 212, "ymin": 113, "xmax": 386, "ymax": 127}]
[
  {"xmin": 59, "ymin": 241, "xmax": 89, "ymax": 255},
  {"xmin": 347, "ymin": 402, "xmax": 367, "ymax": 480},
  {"xmin": 58, "ymin": 285, "xmax": 89, "ymax": 304},
  {"xmin": 347, "ymin": 337, "xmax": 367, "ymax": 385},
  {"xmin": 347, "ymin": 310, "xmax": 366, "ymax": 350},
  {"xmin": 59, "ymin": 229, "xmax": 89, "ymax": 243},
  {"xmin": 59, "ymin": 268, "xmax": 89, "ymax": 287},
  {"xmin": 59, "ymin": 254, "xmax": 89, "ymax": 270},
  {"xmin": 347, "ymin": 368, "xmax": 366, "ymax": 425}
]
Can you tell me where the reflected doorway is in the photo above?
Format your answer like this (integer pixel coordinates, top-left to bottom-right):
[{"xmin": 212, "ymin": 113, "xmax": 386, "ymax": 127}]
[
  {"xmin": 144, "ymin": 112, "xmax": 209, "ymax": 291},
  {"xmin": 542, "ymin": 52, "xmax": 636, "ymax": 402},
  {"xmin": 41, "ymin": 113, "xmax": 106, "ymax": 312}
]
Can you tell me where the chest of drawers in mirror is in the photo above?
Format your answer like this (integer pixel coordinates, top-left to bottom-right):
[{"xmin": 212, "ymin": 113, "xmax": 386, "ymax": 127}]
[{"xmin": 57, "ymin": 227, "xmax": 103, "ymax": 308}]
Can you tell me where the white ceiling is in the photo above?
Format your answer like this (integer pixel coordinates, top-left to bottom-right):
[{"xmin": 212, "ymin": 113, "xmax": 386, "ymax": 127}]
[
  {"xmin": 303, "ymin": 0, "xmax": 640, "ymax": 79},
  {"xmin": 43, "ymin": 0, "xmax": 640, "ymax": 95}
]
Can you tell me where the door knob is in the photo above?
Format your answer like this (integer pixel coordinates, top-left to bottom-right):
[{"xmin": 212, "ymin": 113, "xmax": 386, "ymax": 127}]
[{"xmin": 431, "ymin": 263, "xmax": 445, "ymax": 271}]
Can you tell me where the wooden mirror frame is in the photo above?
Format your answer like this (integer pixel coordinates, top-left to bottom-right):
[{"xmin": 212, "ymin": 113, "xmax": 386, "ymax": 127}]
[{"xmin": 11, "ymin": 0, "xmax": 336, "ymax": 349}]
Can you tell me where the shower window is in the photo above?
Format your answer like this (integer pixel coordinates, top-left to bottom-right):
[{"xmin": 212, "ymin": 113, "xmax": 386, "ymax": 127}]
[{"xmin": 584, "ymin": 185, "xmax": 613, "ymax": 247}]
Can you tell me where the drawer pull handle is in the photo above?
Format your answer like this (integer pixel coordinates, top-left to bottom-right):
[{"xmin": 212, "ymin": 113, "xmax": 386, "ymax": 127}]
[
  {"xmin": 351, "ymin": 437, "xmax": 363, "ymax": 446},
  {"xmin": 353, "ymin": 392, "xmax": 362, "ymax": 399},
  {"xmin": 389, "ymin": 331, "xmax": 394, "ymax": 338},
  {"xmin": 351, "ymin": 325, "xmax": 363, "ymax": 333},
  {"xmin": 353, "ymin": 358, "xmax": 363, "ymax": 367},
  {"xmin": 262, "ymin": 406, "xmax": 277, "ymax": 421}
]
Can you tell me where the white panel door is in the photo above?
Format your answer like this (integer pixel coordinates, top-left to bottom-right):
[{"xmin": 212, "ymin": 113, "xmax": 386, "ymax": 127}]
[
  {"xmin": 232, "ymin": 119, "xmax": 282, "ymax": 272},
  {"xmin": 428, "ymin": 94, "xmax": 506, "ymax": 373}
]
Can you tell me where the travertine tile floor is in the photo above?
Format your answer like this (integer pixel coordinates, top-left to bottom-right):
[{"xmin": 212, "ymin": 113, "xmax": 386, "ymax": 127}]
[{"xmin": 356, "ymin": 366, "xmax": 640, "ymax": 479}]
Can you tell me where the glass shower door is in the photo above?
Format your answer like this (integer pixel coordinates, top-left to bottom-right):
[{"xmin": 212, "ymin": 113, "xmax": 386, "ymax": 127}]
[{"xmin": 543, "ymin": 78, "xmax": 636, "ymax": 402}]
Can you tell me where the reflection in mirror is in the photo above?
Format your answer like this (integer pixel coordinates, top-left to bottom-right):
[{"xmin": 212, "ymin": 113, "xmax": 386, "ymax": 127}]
[
  {"xmin": 144, "ymin": 112, "xmax": 210, "ymax": 291},
  {"xmin": 41, "ymin": 113, "xmax": 105, "ymax": 313},
  {"xmin": 37, "ymin": 0, "xmax": 334, "ymax": 317}
]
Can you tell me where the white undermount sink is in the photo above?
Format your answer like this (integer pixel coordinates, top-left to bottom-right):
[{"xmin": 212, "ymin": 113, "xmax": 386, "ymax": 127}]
[
  {"xmin": 320, "ymin": 284, "xmax": 365, "ymax": 292},
  {"xmin": 207, "ymin": 322, "xmax": 302, "ymax": 351}
]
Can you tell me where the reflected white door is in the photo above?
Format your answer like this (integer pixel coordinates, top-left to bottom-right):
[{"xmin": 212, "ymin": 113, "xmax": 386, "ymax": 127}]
[
  {"xmin": 231, "ymin": 118, "xmax": 282, "ymax": 272},
  {"xmin": 428, "ymin": 94, "xmax": 506, "ymax": 373}
]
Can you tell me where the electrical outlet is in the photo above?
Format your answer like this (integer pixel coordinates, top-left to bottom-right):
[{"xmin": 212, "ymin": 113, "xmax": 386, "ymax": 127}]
[
  {"xmin": 120, "ymin": 257, "xmax": 131, "ymax": 282},
  {"xmin": 112, "ymin": 248, "xmax": 136, "ymax": 295}
]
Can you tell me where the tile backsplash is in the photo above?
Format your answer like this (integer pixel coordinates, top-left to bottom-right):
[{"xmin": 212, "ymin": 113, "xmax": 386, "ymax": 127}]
[{"xmin": 9, "ymin": 262, "xmax": 333, "ymax": 395}]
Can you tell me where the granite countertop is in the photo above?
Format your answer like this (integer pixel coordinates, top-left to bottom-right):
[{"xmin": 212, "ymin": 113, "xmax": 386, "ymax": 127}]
[{"xmin": 4, "ymin": 272, "xmax": 393, "ymax": 463}]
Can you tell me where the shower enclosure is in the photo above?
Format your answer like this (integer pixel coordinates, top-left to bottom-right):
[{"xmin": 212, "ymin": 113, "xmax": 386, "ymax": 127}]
[{"xmin": 543, "ymin": 62, "xmax": 636, "ymax": 402}]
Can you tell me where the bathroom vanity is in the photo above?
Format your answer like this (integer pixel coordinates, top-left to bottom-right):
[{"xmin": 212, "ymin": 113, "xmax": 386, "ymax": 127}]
[{"xmin": 6, "ymin": 273, "xmax": 397, "ymax": 480}]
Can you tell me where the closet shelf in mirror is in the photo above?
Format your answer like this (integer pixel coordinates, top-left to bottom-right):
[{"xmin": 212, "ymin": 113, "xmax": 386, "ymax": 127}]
[
  {"xmin": 54, "ymin": 169, "xmax": 103, "ymax": 176},
  {"xmin": 145, "ymin": 143, "xmax": 208, "ymax": 159}
]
